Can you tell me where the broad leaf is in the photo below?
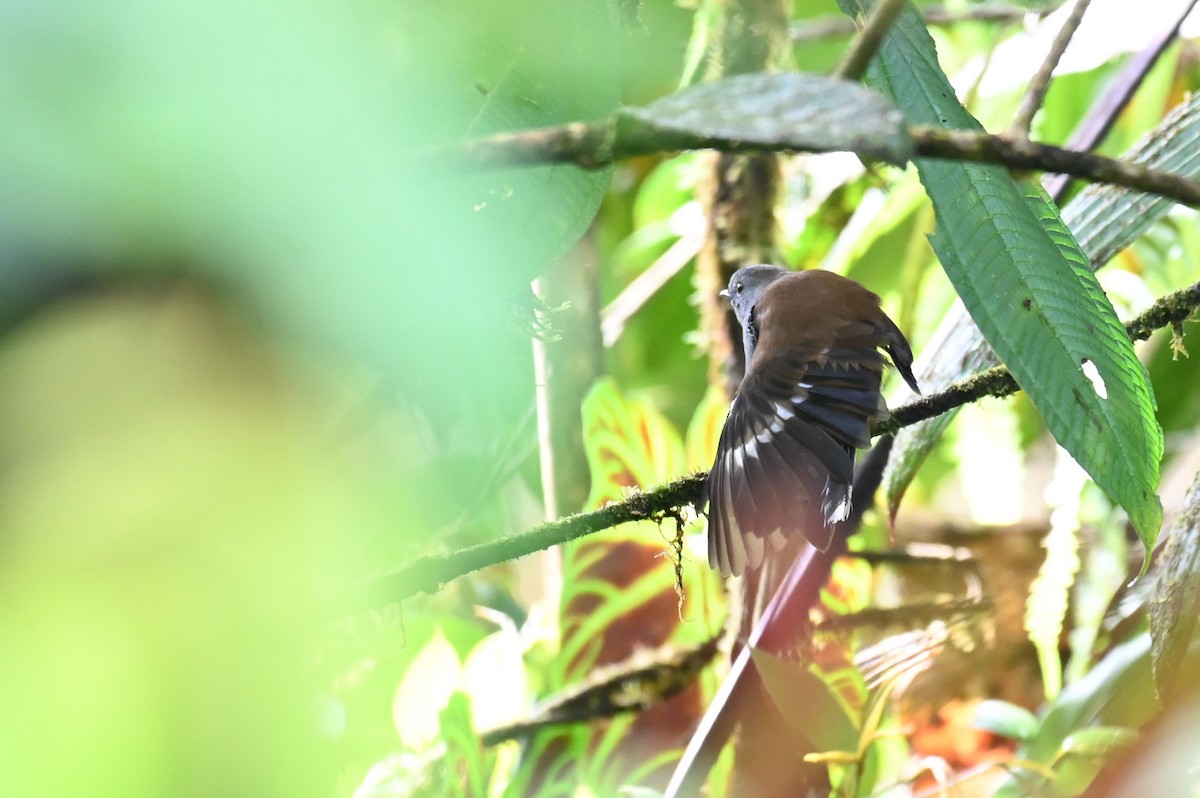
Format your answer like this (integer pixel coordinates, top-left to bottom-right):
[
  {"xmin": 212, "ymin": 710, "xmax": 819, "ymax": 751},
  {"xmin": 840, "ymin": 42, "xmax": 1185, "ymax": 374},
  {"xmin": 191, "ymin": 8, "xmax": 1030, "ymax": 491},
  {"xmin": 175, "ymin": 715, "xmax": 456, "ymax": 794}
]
[
  {"xmin": 885, "ymin": 93, "xmax": 1200, "ymax": 528},
  {"xmin": 972, "ymin": 700, "xmax": 1040, "ymax": 742},
  {"xmin": 617, "ymin": 73, "xmax": 913, "ymax": 164},
  {"xmin": 843, "ymin": 0, "xmax": 1163, "ymax": 549},
  {"xmin": 750, "ymin": 648, "xmax": 860, "ymax": 754},
  {"xmin": 992, "ymin": 634, "xmax": 1157, "ymax": 798}
]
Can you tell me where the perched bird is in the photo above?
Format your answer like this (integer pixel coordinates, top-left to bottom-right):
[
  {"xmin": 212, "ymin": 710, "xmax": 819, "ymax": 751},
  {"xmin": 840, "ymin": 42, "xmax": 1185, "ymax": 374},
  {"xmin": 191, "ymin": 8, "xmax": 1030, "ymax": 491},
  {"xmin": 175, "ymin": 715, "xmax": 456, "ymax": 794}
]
[{"xmin": 703, "ymin": 265, "xmax": 920, "ymax": 577}]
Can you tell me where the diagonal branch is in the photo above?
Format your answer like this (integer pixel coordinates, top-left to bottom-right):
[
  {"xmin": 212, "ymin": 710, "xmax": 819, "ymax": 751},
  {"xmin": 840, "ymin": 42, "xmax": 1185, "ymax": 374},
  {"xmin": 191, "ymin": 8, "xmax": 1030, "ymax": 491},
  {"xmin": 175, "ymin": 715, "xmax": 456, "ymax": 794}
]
[
  {"xmin": 327, "ymin": 279, "xmax": 1200, "ymax": 614},
  {"xmin": 791, "ymin": 4, "xmax": 1026, "ymax": 43},
  {"xmin": 325, "ymin": 472, "xmax": 704, "ymax": 616}
]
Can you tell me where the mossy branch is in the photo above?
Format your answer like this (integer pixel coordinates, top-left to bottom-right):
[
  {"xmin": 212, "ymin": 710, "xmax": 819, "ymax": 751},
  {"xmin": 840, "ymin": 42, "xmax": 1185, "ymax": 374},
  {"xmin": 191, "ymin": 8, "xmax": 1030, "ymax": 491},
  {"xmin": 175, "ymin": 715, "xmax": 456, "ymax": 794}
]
[{"xmin": 327, "ymin": 280, "xmax": 1200, "ymax": 615}]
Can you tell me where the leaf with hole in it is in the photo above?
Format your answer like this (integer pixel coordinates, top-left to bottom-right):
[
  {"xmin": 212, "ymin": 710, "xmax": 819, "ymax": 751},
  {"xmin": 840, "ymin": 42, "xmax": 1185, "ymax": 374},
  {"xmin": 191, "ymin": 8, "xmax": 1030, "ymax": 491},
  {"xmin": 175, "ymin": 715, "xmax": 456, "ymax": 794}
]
[
  {"xmin": 882, "ymin": 87, "xmax": 1200, "ymax": 537},
  {"xmin": 840, "ymin": 0, "xmax": 1163, "ymax": 553},
  {"xmin": 886, "ymin": 96, "xmax": 1200, "ymax": 521},
  {"xmin": 616, "ymin": 73, "xmax": 913, "ymax": 165}
]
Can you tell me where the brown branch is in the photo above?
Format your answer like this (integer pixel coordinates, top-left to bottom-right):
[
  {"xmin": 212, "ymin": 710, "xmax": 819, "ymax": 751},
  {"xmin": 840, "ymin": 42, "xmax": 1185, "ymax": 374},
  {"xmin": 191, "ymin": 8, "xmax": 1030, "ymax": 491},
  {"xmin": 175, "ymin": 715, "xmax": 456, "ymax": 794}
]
[
  {"xmin": 325, "ymin": 280, "xmax": 1200, "ymax": 615},
  {"xmin": 478, "ymin": 635, "xmax": 721, "ymax": 746},
  {"xmin": 909, "ymin": 124, "xmax": 1200, "ymax": 208},
  {"xmin": 453, "ymin": 121, "xmax": 613, "ymax": 168},
  {"xmin": 1042, "ymin": 0, "xmax": 1199, "ymax": 201},
  {"xmin": 1008, "ymin": 0, "xmax": 1093, "ymax": 137},
  {"xmin": 450, "ymin": 119, "xmax": 1200, "ymax": 209}
]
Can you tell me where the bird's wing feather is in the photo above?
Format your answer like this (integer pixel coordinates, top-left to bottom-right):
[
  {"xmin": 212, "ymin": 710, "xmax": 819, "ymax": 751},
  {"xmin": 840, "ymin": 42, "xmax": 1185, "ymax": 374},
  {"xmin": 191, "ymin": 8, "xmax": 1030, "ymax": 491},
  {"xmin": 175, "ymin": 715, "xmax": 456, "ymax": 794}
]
[{"xmin": 705, "ymin": 344, "xmax": 889, "ymax": 577}]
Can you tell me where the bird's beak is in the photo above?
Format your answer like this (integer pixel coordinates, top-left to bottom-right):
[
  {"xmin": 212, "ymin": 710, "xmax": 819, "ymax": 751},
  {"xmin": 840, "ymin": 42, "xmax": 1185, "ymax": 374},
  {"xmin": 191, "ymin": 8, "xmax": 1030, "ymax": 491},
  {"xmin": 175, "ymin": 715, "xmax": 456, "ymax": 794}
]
[{"xmin": 719, "ymin": 288, "xmax": 730, "ymax": 299}]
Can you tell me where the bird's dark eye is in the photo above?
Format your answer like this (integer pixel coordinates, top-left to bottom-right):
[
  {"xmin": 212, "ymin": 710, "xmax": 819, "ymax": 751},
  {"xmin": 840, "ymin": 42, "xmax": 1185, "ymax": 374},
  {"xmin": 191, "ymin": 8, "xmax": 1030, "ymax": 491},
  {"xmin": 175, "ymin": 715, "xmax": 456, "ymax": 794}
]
[{"xmin": 735, "ymin": 281, "xmax": 744, "ymax": 295}]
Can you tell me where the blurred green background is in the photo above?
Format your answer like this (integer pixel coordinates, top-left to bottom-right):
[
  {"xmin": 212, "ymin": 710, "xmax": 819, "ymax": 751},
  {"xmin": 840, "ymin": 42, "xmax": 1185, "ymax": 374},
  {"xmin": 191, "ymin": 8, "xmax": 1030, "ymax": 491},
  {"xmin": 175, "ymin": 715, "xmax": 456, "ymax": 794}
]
[{"xmin": 4, "ymin": 0, "xmax": 1200, "ymax": 795}]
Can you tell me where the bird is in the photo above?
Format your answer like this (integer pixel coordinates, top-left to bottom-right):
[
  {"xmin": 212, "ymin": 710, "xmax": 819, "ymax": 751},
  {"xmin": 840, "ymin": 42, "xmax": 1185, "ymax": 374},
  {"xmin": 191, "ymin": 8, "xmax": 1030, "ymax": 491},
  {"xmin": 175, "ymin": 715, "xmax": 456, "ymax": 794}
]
[{"xmin": 702, "ymin": 265, "xmax": 920, "ymax": 577}]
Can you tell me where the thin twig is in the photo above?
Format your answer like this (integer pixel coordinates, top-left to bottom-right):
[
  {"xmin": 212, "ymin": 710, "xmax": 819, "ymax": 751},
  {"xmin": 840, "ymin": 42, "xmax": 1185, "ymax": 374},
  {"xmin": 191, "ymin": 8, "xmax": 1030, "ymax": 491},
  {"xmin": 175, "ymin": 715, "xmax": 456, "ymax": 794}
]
[
  {"xmin": 326, "ymin": 280, "xmax": 1200, "ymax": 614},
  {"xmin": 601, "ymin": 229, "xmax": 705, "ymax": 347},
  {"xmin": 1008, "ymin": 0, "xmax": 1094, "ymax": 137},
  {"xmin": 878, "ymin": 278, "xmax": 1200, "ymax": 435},
  {"xmin": 1043, "ymin": 0, "xmax": 1199, "ymax": 201},
  {"xmin": 835, "ymin": 0, "xmax": 911, "ymax": 81}
]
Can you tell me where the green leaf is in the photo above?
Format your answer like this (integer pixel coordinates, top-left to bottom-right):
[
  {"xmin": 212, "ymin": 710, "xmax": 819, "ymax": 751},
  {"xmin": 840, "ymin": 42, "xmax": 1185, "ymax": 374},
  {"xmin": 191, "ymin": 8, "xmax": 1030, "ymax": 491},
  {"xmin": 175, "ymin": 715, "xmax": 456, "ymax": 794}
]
[
  {"xmin": 1149, "ymin": 469, "xmax": 1200, "ymax": 701},
  {"xmin": 885, "ymin": 92, "xmax": 1200, "ymax": 528},
  {"xmin": 459, "ymin": 0, "xmax": 619, "ymax": 277},
  {"xmin": 991, "ymin": 634, "xmax": 1157, "ymax": 798},
  {"xmin": 1062, "ymin": 93, "xmax": 1200, "ymax": 269},
  {"xmin": 1058, "ymin": 725, "xmax": 1138, "ymax": 760},
  {"xmin": 617, "ymin": 73, "xmax": 914, "ymax": 165},
  {"xmin": 439, "ymin": 693, "xmax": 488, "ymax": 798},
  {"xmin": 845, "ymin": 0, "xmax": 1163, "ymax": 549},
  {"xmin": 973, "ymin": 700, "xmax": 1040, "ymax": 742},
  {"xmin": 1026, "ymin": 454, "xmax": 1086, "ymax": 700},
  {"xmin": 750, "ymin": 647, "xmax": 860, "ymax": 754}
]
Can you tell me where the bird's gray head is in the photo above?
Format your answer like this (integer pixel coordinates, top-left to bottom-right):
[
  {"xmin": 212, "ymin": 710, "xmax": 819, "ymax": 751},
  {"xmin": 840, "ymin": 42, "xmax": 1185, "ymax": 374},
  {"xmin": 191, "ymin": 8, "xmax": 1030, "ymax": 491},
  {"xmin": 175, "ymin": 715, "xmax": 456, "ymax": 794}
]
[
  {"xmin": 721, "ymin": 264, "xmax": 789, "ymax": 328},
  {"xmin": 721, "ymin": 264, "xmax": 790, "ymax": 365}
]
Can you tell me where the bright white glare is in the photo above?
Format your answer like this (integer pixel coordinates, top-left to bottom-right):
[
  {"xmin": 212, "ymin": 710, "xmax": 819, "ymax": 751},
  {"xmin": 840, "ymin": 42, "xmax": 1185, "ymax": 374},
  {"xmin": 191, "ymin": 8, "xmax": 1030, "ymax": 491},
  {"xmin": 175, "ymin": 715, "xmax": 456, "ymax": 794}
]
[{"xmin": 1081, "ymin": 358, "xmax": 1108, "ymax": 400}]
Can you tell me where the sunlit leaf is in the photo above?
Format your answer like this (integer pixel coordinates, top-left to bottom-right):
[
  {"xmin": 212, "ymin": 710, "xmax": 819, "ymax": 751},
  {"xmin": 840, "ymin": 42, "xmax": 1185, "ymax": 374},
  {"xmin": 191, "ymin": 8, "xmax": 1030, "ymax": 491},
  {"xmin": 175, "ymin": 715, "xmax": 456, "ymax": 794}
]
[
  {"xmin": 684, "ymin": 385, "xmax": 729, "ymax": 472},
  {"xmin": 1026, "ymin": 450, "xmax": 1086, "ymax": 700},
  {"xmin": 462, "ymin": 626, "xmax": 529, "ymax": 733},
  {"xmin": 1058, "ymin": 725, "xmax": 1138, "ymax": 759},
  {"xmin": 394, "ymin": 631, "xmax": 461, "ymax": 749}
]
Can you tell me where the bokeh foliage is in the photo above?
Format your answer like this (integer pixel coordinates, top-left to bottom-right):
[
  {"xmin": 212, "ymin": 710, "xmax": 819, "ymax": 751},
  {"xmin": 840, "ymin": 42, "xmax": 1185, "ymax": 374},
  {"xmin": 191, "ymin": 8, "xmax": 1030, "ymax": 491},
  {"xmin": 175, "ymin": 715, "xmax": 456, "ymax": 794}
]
[{"xmin": 4, "ymin": 0, "xmax": 1200, "ymax": 796}]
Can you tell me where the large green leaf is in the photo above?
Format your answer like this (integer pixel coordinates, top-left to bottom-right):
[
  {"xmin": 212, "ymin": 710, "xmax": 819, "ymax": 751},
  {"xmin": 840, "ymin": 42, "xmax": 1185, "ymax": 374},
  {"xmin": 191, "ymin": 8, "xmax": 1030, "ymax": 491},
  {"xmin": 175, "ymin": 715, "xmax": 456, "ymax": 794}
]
[
  {"xmin": 844, "ymin": 0, "xmax": 1163, "ymax": 547},
  {"xmin": 617, "ymin": 73, "xmax": 913, "ymax": 164},
  {"xmin": 750, "ymin": 648, "xmax": 859, "ymax": 754},
  {"xmin": 886, "ymin": 94, "xmax": 1200, "ymax": 523}
]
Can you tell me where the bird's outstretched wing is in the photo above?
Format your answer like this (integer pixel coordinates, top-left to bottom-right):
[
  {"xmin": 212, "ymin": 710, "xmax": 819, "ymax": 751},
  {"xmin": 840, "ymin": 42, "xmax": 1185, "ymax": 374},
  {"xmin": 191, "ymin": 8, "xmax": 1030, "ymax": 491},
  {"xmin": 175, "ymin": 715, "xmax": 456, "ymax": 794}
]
[{"xmin": 704, "ymin": 323, "xmax": 894, "ymax": 577}]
